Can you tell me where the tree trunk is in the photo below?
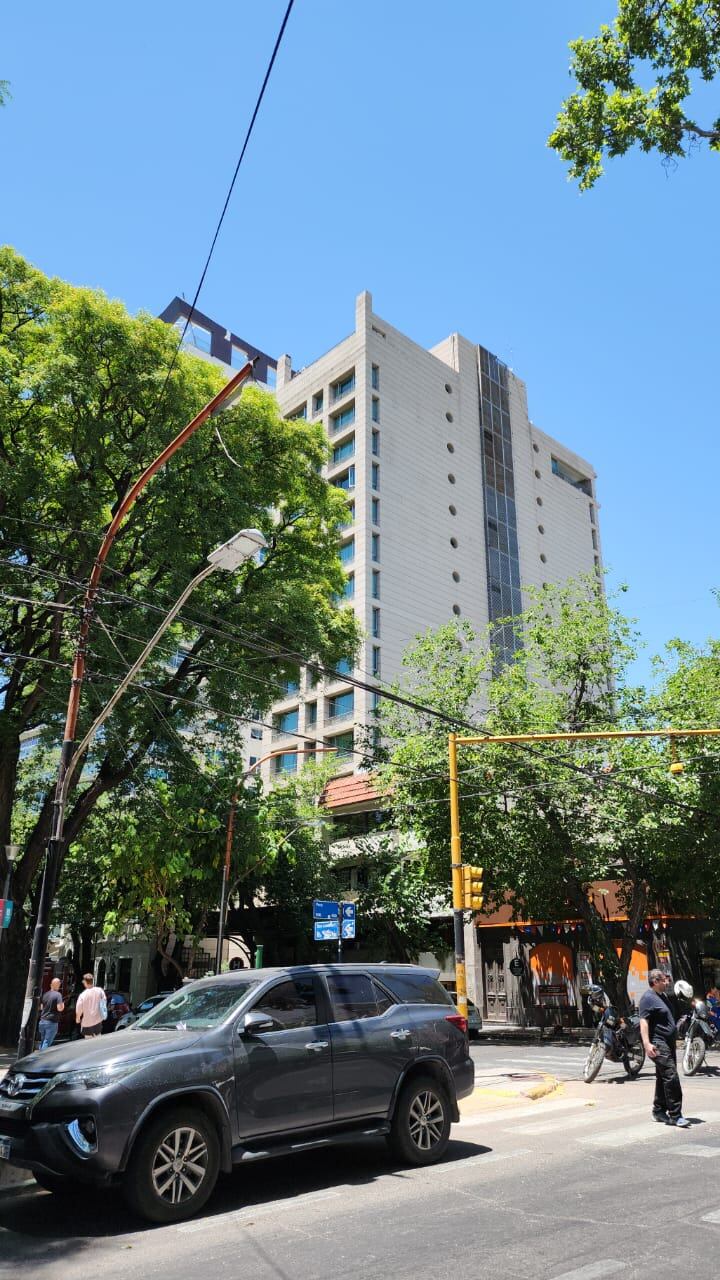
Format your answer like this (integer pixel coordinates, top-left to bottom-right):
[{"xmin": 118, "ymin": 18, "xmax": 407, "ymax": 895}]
[{"xmin": 0, "ymin": 911, "xmax": 30, "ymax": 1045}]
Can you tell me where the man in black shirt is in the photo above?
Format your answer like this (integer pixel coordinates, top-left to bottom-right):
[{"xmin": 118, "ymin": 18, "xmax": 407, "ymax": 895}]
[
  {"xmin": 38, "ymin": 978, "xmax": 65, "ymax": 1050},
  {"xmin": 639, "ymin": 968, "xmax": 689, "ymax": 1127}
]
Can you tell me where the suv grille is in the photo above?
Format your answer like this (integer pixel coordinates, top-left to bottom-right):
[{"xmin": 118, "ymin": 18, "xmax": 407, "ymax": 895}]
[{"xmin": 0, "ymin": 1070, "xmax": 55, "ymax": 1101}]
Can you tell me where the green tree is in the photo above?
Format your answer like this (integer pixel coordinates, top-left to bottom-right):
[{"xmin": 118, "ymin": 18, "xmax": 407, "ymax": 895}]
[
  {"xmin": 0, "ymin": 246, "xmax": 358, "ymax": 1040},
  {"xmin": 377, "ymin": 578, "xmax": 720, "ymax": 1010},
  {"xmin": 549, "ymin": 1, "xmax": 720, "ymax": 188}
]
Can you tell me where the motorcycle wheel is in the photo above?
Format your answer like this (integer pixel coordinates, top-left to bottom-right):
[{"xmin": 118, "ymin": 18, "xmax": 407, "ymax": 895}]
[
  {"xmin": 682, "ymin": 1036, "xmax": 706, "ymax": 1076},
  {"xmin": 623, "ymin": 1044, "xmax": 645, "ymax": 1078},
  {"xmin": 583, "ymin": 1040, "xmax": 606, "ymax": 1083}
]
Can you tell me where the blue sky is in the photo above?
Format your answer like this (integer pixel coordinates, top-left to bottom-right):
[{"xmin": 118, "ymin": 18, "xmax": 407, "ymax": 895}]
[{"xmin": 3, "ymin": 1, "xmax": 718, "ymax": 683}]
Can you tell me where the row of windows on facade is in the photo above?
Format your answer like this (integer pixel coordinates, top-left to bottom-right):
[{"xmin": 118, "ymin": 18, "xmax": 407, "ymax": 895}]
[
  {"xmin": 286, "ymin": 363, "xmax": 380, "ymax": 424},
  {"xmin": 334, "ymin": 569, "xmax": 381, "ymax": 603},
  {"xmin": 332, "ymin": 462, "xmax": 380, "ymax": 493},
  {"xmin": 330, "ymin": 428, "xmax": 381, "ymax": 467},
  {"xmin": 339, "ymin": 533, "xmax": 381, "ymax": 566},
  {"xmin": 272, "ymin": 730, "xmax": 354, "ymax": 774}
]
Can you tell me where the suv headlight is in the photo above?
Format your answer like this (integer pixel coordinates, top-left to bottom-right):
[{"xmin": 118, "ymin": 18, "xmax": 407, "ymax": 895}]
[{"xmin": 52, "ymin": 1060, "xmax": 153, "ymax": 1090}]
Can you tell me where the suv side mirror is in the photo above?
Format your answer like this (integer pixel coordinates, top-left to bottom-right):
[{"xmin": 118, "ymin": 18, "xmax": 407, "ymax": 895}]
[{"xmin": 240, "ymin": 1009, "xmax": 275, "ymax": 1036}]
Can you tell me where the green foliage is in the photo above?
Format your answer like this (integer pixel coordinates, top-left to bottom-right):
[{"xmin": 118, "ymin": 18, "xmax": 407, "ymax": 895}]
[
  {"xmin": 377, "ymin": 577, "xmax": 720, "ymax": 1006},
  {"xmin": 0, "ymin": 247, "xmax": 359, "ymax": 968},
  {"xmin": 549, "ymin": 1, "xmax": 720, "ymax": 188}
]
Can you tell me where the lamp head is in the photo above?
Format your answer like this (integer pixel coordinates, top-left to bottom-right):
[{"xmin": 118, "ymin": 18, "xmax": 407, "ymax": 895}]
[
  {"xmin": 207, "ymin": 529, "xmax": 267, "ymax": 572},
  {"xmin": 4, "ymin": 844, "xmax": 20, "ymax": 865}
]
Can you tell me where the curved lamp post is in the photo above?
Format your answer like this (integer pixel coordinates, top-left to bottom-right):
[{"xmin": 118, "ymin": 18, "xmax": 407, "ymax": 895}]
[{"xmin": 17, "ymin": 361, "xmax": 258, "ymax": 1060}]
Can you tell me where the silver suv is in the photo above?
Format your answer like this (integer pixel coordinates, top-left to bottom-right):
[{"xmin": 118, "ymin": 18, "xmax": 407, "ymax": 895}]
[{"xmin": 0, "ymin": 964, "xmax": 474, "ymax": 1224}]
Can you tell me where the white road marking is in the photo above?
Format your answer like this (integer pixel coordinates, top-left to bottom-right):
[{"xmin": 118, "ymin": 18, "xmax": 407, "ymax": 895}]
[
  {"xmin": 507, "ymin": 1105, "xmax": 638, "ymax": 1136},
  {"xmin": 457, "ymin": 1099, "xmax": 590, "ymax": 1127},
  {"xmin": 548, "ymin": 1262, "xmax": 625, "ymax": 1280},
  {"xmin": 580, "ymin": 1111, "xmax": 720, "ymax": 1148},
  {"xmin": 410, "ymin": 1147, "xmax": 531, "ymax": 1175},
  {"xmin": 662, "ymin": 1144, "xmax": 720, "ymax": 1158},
  {"xmin": 701, "ymin": 1208, "xmax": 720, "ymax": 1222},
  {"xmin": 176, "ymin": 1188, "xmax": 342, "ymax": 1234}
]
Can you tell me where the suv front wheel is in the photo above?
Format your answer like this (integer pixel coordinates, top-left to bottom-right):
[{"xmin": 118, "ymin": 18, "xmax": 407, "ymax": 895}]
[
  {"xmin": 388, "ymin": 1075, "xmax": 451, "ymax": 1166},
  {"xmin": 123, "ymin": 1106, "xmax": 220, "ymax": 1224}
]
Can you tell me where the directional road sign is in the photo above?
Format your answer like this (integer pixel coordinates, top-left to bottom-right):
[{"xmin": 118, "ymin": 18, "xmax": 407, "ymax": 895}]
[
  {"xmin": 341, "ymin": 919, "xmax": 356, "ymax": 940},
  {"xmin": 341, "ymin": 902, "xmax": 356, "ymax": 921},
  {"xmin": 313, "ymin": 899, "xmax": 339, "ymax": 921},
  {"xmin": 314, "ymin": 920, "xmax": 340, "ymax": 942}
]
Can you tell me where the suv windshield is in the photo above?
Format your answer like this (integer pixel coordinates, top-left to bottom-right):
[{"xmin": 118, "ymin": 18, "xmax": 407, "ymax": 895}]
[{"xmin": 133, "ymin": 979, "xmax": 260, "ymax": 1030}]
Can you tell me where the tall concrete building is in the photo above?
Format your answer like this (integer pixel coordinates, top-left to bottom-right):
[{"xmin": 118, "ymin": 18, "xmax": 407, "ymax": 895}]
[{"xmin": 266, "ymin": 290, "xmax": 601, "ymax": 781}]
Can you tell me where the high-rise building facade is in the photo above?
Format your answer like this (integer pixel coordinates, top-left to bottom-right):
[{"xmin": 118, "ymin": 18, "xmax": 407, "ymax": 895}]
[
  {"xmin": 163, "ymin": 290, "xmax": 602, "ymax": 784},
  {"xmin": 267, "ymin": 291, "xmax": 601, "ymax": 780}
]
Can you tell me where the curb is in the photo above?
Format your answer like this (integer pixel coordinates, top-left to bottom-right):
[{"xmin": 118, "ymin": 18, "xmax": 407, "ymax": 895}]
[{"xmin": 460, "ymin": 1073, "xmax": 561, "ymax": 1116}]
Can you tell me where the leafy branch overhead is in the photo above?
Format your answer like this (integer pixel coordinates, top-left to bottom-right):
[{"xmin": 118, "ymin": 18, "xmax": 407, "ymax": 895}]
[{"xmin": 549, "ymin": 1, "xmax": 720, "ymax": 188}]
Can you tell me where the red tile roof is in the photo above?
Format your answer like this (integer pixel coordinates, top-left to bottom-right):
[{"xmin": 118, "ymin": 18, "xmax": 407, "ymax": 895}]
[{"xmin": 322, "ymin": 773, "xmax": 384, "ymax": 811}]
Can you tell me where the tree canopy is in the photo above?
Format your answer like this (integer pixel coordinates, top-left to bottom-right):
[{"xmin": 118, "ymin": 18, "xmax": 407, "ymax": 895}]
[
  {"xmin": 549, "ymin": 1, "xmax": 720, "ymax": 188},
  {"xmin": 0, "ymin": 246, "xmax": 358, "ymax": 1038},
  {"xmin": 376, "ymin": 578, "xmax": 720, "ymax": 1008}
]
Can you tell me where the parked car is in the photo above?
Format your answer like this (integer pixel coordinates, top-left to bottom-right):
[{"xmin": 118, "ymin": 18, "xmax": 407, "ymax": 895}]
[
  {"xmin": 114, "ymin": 992, "xmax": 174, "ymax": 1032},
  {"xmin": 0, "ymin": 964, "xmax": 474, "ymax": 1225},
  {"xmin": 103, "ymin": 993, "xmax": 131, "ymax": 1033},
  {"xmin": 445, "ymin": 988, "xmax": 483, "ymax": 1039}
]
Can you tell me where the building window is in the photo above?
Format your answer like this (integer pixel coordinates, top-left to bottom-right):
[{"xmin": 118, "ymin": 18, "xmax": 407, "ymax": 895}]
[
  {"xmin": 330, "ymin": 403, "xmax": 355, "ymax": 434},
  {"xmin": 265, "ymin": 365, "xmax": 277, "ymax": 389},
  {"xmin": 589, "ymin": 503, "xmax": 596, "ymax": 524},
  {"xmin": 332, "ymin": 371, "xmax": 355, "ymax": 401},
  {"xmin": 230, "ymin": 344, "xmax": 248, "ymax": 369},
  {"xmin": 371, "ymin": 462, "xmax": 380, "ymax": 490},
  {"xmin": 333, "ymin": 465, "xmax": 355, "ymax": 492},
  {"xmin": 332, "ymin": 435, "xmax": 355, "ymax": 465},
  {"xmin": 287, "ymin": 403, "xmax": 308, "ymax": 421},
  {"xmin": 371, "ymin": 532, "xmax": 380, "ymax": 562},
  {"xmin": 371, "ymin": 398, "xmax": 380, "ymax": 424},
  {"xmin": 340, "ymin": 537, "xmax": 355, "ymax": 565},
  {"xmin": 372, "ymin": 607, "xmax": 380, "ymax": 638},
  {"xmin": 370, "ymin": 689, "xmax": 380, "ymax": 711},
  {"xmin": 250, "ymin": 726, "xmax": 263, "ymax": 740},
  {"xmin": 328, "ymin": 689, "xmax": 354, "ymax": 720},
  {"xmin": 281, "ymin": 674, "xmax": 300, "ymax": 695},
  {"xmin": 343, "ymin": 572, "xmax": 355, "ymax": 599},
  {"xmin": 371, "ymin": 364, "xmax": 380, "ymax": 390},
  {"xmin": 327, "ymin": 730, "xmax": 354, "ymax": 760},
  {"xmin": 312, "ymin": 390, "xmax": 324, "ymax": 415},
  {"xmin": 184, "ymin": 321, "xmax": 212, "ymax": 354},
  {"xmin": 371, "ymin": 497, "xmax": 380, "ymax": 525},
  {"xmin": 276, "ymin": 708, "xmax": 299, "ymax": 735},
  {"xmin": 306, "ymin": 702, "xmax": 317, "ymax": 727},
  {"xmin": 273, "ymin": 751, "xmax": 298, "ymax": 774},
  {"xmin": 591, "ymin": 528, "xmax": 598, "ymax": 550},
  {"xmin": 372, "ymin": 570, "xmax": 380, "ymax": 599},
  {"xmin": 249, "ymin": 756, "xmax": 258, "ymax": 767},
  {"xmin": 551, "ymin": 455, "xmax": 592, "ymax": 496},
  {"xmin": 371, "ymin": 429, "xmax": 380, "ymax": 455},
  {"xmin": 372, "ymin": 646, "xmax": 381, "ymax": 678},
  {"xmin": 335, "ymin": 657, "xmax": 352, "ymax": 675}
]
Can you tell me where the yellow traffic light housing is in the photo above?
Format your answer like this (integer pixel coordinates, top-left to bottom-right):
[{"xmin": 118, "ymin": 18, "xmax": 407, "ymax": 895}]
[
  {"xmin": 462, "ymin": 864, "xmax": 484, "ymax": 910},
  {"xmin": 669, "ymin": 739, "xmax": 684, "ymax": 775}
]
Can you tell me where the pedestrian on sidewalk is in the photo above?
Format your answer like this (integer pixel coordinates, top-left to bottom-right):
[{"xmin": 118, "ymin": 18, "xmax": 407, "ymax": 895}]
[
  {"xmin": 639, "ymin": 968, "xmax": 690, "ymax": 1128},
  {"xmin": 37, "ymin": 978, "xmax": 65, "ymax": 1050},
  {"xmin": 75, "ymin": 973, "xmax": 106, "ymax": 1038}
]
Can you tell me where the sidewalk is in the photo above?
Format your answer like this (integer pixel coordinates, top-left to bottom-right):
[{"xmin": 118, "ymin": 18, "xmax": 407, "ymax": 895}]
[{"xmin": 477, "ymin": 1025, "xmax": 595, "ymax": 1046}]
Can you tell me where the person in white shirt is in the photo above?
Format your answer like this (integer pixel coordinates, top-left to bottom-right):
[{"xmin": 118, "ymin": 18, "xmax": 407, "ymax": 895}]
[{"xmin": 75, "ymin": 973, "xmax": 106, "ymax": 1038}]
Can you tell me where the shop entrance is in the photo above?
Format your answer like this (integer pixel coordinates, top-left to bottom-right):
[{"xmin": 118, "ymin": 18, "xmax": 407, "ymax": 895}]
[{"xmin": 483, "ymin": 938, "xmax": 507, "ymax": 1022}]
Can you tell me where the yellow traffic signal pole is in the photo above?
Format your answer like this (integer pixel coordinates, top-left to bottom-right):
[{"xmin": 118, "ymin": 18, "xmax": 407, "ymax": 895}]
[
  {"xmin": 448, "ymin": 732, "xmax": 469, "ymax": 1019},
  {"xmin": 448, "ymin": 725, "xmax": 720, "ymax": 1020}
]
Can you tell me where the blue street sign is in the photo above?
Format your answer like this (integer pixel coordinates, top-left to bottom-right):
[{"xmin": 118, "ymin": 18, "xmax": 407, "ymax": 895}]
[
  {"xmin": 314, "ymin": 920, "xmax": 340, "ymax": 942},
  {"xmin": 341, "ymin": 919, "xmax": 356, "ymax": 940},
  {"xmin": 0, "ymin": 900, "xmax": 13, "ymax": 929},
  {"xmin": 341, "ymin": 902, "xmax": 356, "ymax": 921},
  {"xmin": 313, "ymin": 899, "xmax": 339, "ymax": 921}
]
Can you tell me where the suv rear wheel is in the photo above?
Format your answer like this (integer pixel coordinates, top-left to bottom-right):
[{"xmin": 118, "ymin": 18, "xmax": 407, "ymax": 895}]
[
  {"xmin": 122, "ymin": 1107, "xmax": 220, "ymax": 1224},
  {"xmin": 388, "ymin": 1075, "xmax": 451, "ymax": 1166}
]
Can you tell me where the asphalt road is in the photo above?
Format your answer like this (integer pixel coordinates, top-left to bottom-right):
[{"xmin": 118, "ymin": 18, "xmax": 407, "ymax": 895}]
[{"xmin": 4, "ymin": 1041, "xmax": 720, "ymax": 1280}]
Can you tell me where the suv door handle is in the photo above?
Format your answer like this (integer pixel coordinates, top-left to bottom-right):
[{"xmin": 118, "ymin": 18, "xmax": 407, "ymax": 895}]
[
  {"xmin": 305, "ymin": 1040, "xmax": 329, "ymax": 1052},
  {"xmin": 390, "ymin": 1029, "xmax": 411, "ymax": 1040}
]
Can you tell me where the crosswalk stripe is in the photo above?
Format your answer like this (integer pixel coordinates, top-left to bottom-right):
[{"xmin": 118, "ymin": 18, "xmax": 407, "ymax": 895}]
[
  {"xmin": 415, "ymin": 1147, "xmax": 531, "ymax": 1176},
  {"xmin": 458, "ymin": 1098, "xmax": 589, "ymax": 1126},
  {"xmin": 548, "ymin": 1263, "xmax": 624, "ymax": 1280},
  {"xmin": 506, "ymin": 1105, "xmax": 638, "ymax": 1136},
  {"xmin": 701, "ymin": 1208, "xmax": 720, "ymax": 1222},
  {"xmin": 662, "ymin": 1144, "xmax": 720, "ymax": 1158},
  {"xmin": 580, "ymin": 1111, "xmax": 720, "ymax": 1148}
]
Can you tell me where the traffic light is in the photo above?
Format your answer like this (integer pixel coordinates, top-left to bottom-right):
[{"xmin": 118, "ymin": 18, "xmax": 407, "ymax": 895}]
[{"xmin": 462, "ymin": 865, "xmax": 484, "ymax": 910}]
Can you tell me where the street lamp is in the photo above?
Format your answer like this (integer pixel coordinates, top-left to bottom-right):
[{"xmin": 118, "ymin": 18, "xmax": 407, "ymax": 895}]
[
  {"xmin": 215, "ymin": 745, "xmax": 337, "ymax": 974},
  {"xmin": 3, "ymin": 845, "xmax": 19, "ymax": 904},
  {"xmin": 17, "ymin": 359, "xmax": 259, "ymax": 1060}
]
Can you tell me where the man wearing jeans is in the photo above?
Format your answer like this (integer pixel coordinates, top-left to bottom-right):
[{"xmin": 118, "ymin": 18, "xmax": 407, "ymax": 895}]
[
  {"xmin": 639, "ymin": 968, "xmax": 689, "ymax": 1128},
  {"xmin": 38, "ymin": 978, "xmax": 65, "ymax": 1050}
]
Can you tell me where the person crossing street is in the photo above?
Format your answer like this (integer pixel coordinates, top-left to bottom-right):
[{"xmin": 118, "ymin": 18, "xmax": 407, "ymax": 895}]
[{"xmin": 639, "ymin": 968, "xmax": 690, "ymax": 1128}]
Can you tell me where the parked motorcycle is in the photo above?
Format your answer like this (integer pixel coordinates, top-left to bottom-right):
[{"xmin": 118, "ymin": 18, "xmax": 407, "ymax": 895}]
[
  {"xmin": 676, "ymin": 986, "xmax": 718, "ymax": 1075},
  {"xmin": 582, "ymin": 984, "xmax": 645, "ymax": 1083}
]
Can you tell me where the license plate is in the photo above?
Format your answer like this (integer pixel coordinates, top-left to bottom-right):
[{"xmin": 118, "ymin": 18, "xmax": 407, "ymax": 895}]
[
  {"xmin": 0, "ymin": 1098, "xmax": 23, "ymax": 1113},
  {"xmin": 0, "ymin": 1138, "xmax": 11, "ymax": 1160}
]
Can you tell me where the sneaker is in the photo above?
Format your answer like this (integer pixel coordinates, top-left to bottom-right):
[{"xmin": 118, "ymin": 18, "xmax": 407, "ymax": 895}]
[
  {"xmin": 666, "ymin": 1116, "xmax": 691, "ymax": 1128},
  {"xmin": 652, "ymin": 1111, "xmax": 668, "ymax": 1123}
]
